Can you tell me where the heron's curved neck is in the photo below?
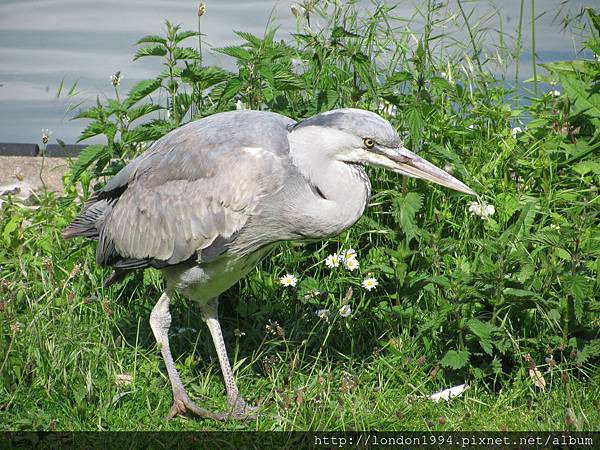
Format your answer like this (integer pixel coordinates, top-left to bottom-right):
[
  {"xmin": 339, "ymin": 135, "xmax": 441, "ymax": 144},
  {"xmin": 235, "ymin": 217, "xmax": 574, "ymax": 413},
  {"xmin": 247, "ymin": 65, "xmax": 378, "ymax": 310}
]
[{"xmin": 288, "ymin": 128, "xmax": 370, "ymax": 236}]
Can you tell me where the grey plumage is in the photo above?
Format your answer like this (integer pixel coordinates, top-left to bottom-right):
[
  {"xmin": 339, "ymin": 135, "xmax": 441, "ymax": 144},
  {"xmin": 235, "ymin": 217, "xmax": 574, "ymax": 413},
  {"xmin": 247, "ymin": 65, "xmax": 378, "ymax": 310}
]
[{"xmin": 64, "ymin": 108, "xmax": 475, "ymax": 420}]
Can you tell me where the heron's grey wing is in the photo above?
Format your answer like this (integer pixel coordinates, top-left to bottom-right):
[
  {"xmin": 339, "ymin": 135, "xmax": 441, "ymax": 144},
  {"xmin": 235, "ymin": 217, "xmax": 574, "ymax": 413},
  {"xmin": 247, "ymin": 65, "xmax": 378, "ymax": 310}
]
[{"xmin": 96, "ymin": 110, "xmax": 295, "ymax": 267}]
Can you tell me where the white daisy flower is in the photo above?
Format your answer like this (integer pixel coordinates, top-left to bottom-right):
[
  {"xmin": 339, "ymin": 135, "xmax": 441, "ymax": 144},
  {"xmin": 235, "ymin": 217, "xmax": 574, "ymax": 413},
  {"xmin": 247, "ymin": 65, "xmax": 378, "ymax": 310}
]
[
  {"xmin": 316, "ymin": 309, "xmax": 331, "ymax": 322},
  {"xmin": 344, "ymin": 257, "xmax": 359, "ymax": 272},
  {"xmin": 338, "ymin": 304, "xmax": 352, "ymax": 318},
  {"xmin": 362, "ymin": 277, "xmax": 378, "ymax": 291},
  {"xmin": 468, "ymin": 201, "xmax": 495, "ymax": 219},
  {"xmin": 325, "ymin": 253, "xmax": 340, "ymax": 268},
  {"xmin": 279, "ymin": 274, "xmax": 298, "ymax": 287},
  {"xmin": 340, "ymin": 248, "xmax": 357, "ymax": 261},
  {"xmin": 549, "ymin": 89, "xmax": 561, "ymax": 97}
]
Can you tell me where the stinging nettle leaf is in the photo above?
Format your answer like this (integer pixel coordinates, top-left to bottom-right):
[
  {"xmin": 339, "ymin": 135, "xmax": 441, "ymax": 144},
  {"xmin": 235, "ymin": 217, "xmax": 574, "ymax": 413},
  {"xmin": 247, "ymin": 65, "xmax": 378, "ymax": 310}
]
[
  {"xmin": 133, "ymin": 44, "xmax": 167, "ymax": 60},
  {"xmin": 218, "ymin": 46, "xmax": 253, "ymax": 61},
  {"xmin": 123, "ymin": 79, "xmax": 162, "ymax": 109},
  {"xmin": 174, "ymin": 30, "xmax": 198, "ymax": 44},
  {"xmin": 69, "ymin": 144, "xmax": 107, "ymax": 183},
  {"xmin": 440, "ymin": 350, "xmax": 470, "ymax": 370},
  {"xmin": 173, "ymin": 47, "xmax": 201, "ymax": 61},
  {"xmin": 136, "ymin": 35, "xmax": 167, "ymax": 45}
]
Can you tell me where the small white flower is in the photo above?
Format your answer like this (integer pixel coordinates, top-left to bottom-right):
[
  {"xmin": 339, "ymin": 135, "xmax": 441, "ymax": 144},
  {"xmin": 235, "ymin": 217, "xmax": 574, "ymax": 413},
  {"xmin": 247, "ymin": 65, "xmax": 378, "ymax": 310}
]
[
  {"xmin": 443, "ymin": 164, "xmax": 454, "ymax": 174},
  {"xmin": 235, "ymin": 99, "xmax": 248, "ymax": 110},
  {"xmin": 338, "ymin": 304, "xmax": 352, "ymax": 318},
  {"xmin": 325, "ymin": 253, "xmax": 340, "ymax": 268},
  {"xmin": 468, "ymin": 201, "xmax": 495, "ymax": 219},
  {"xmin": 316, "ymin": 309, "xmax": 331, "ymax": 322},
  {"xmin": 290, "ymin": 3, "xmax": 302, "ymax": 17},
  {"xmin": 344, "ymin": 257, "xmax": 359, "ymax": 272},
  {"xmin": 549, "ymin": 89, "xmax": 561, "ymax": 97},
  {"xmin": 41, "ymin": 129, "xmax": 51, "ymax": 145},
  {"xmin": 234, "ymin": 328, "xmax": 246, "ymax": 337},
  {"xmin": 549, "ymin": 223, "xmax": 560, "ymax": 231},
  {"xmin": 340, "ymin": 248, "xmax": 356, "ymax": 261},
  {"xmin": 110, "ymin": 71, "xmax": 122, "ymax": 87},
  {"xmin": 362, "ymin": 277, "xmax": 378, "ymax": 291},
  {"xmin": 511, "ymin": 126, "xmax": 523, "ymax": 138},
  {"xmin": 279, "ymin": 273, "xmax": 298, "ymax": 287}
]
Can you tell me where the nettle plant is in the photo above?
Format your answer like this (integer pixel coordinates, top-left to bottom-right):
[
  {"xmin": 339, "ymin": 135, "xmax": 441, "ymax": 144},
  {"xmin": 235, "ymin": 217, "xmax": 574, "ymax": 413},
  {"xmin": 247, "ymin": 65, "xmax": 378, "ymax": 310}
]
[{"xmin": 69, "ymin": 21, "xmax": 231, "ymax": 194}]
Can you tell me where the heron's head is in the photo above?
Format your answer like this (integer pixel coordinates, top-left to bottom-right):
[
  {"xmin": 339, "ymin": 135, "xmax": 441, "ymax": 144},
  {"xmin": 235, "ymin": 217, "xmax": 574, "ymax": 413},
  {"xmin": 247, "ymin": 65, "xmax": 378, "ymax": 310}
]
[{"xmin": 290, "ymin": 108, "xmax": 476, "ymax": 195}]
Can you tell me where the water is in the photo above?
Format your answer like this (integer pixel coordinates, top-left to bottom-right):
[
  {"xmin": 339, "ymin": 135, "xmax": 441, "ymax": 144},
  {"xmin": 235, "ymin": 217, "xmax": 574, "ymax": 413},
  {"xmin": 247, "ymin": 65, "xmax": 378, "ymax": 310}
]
[{"xmin": 0, "ymin": 0, "xmax": 592, "ymax": 145}]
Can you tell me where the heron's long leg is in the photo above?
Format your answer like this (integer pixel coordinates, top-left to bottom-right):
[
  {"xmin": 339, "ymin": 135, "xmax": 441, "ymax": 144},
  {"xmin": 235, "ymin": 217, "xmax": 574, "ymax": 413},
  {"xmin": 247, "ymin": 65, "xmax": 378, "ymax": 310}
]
[
  {"xmin": 149, "ymin": 290, "xmax": 224, "ymax": 421},
  {"xmin": 200, "ymin": 298, "xmax": 257, "ymax": 417}
]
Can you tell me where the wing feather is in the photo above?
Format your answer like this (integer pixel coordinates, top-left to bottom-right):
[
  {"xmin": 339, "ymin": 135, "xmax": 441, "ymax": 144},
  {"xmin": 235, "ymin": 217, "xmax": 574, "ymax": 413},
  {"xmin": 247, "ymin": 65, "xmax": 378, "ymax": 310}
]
[{"xmin": 97, "ymin": 111, "xmax": 294, "ymax": 267}]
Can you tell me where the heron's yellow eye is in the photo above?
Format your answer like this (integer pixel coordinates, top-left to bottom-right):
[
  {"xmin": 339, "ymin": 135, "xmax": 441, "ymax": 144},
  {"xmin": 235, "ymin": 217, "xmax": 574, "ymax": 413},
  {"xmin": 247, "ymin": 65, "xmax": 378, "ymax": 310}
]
[{"xmin": 363, "ymin": 138, "xmax": 375, "ymax": 149}]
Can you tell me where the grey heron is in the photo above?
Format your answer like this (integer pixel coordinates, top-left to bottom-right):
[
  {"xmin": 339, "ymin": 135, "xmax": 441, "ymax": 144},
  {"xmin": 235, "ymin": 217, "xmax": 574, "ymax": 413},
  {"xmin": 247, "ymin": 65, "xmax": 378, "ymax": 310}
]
[{"xmin": 63, "ymin": 108, "xmax": 476, "ymax": 421}]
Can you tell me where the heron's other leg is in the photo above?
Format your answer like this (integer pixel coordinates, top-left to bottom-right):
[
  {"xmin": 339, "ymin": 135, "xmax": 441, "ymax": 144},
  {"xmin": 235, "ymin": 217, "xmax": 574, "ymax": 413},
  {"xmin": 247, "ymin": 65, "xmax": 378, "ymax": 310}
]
[
  {"xmin": 149, "ymin": 290, "xmax": 223, "ymax": 421},
  {"xmin": 200, "ymin": 298, "xmax": 258, "ymax": 419}
]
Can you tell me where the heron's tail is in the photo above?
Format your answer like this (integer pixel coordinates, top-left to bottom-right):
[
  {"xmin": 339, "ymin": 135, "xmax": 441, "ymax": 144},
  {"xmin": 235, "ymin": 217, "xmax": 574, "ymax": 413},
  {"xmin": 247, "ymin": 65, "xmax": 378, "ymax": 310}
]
[{"xmin": 62, "ymin": 198, "xmax": 113, "ymax": 240}]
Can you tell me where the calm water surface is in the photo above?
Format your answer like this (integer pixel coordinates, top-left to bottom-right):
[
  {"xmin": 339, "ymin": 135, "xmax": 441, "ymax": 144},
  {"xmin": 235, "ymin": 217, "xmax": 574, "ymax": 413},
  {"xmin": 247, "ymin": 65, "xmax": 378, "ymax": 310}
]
[{"xmin": 0, "ymin": 0, "xmax": 592, "ymax": 144}]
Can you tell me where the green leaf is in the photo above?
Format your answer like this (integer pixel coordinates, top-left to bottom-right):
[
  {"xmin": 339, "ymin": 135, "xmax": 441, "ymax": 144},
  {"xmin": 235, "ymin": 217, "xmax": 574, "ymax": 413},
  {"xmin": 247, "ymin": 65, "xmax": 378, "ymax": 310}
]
[
  {"xmin": 576, "ymin": 339, "xmax": 600, "ymax": 364},
  {"xmin": 331, "ymin": 26, "xmax": 361, "ymax": 39},
  {"xmin": 385, "ymin": 71, "xmax": 414, "ymax": 85},
  {"xmin": 126, "ymin": 103, "xmax": 161, "ymax": 122},
  {"xmin": 440, "ymin": 350, "xmax": 470, "ymax": 370},
  {"xmin": 77, "ymin": 121, "xmax": 107, "ymax": 142},
  {"xmin": 234, "ymin": 30, "xmax": 264, "ymax": 48},
  {"xmin": 219, "ymin": 78, "xmax": 242, "ymax": 104},
  {"xmin": 218, "ymin": 46, "xmax": 253, "ymax": 61},
  {"xmin": 72, "ymin": 106, "xmax": 103, "ymax": 121},
  {"xmin": 69, "ymin": 144, "xmax": 107, "ymax": 183},
  {"xmin": 124, "ymin": 120, "xmax": 174, "ymax": 143},
  {"xmin": 2, "ymin": 217, "xmax": 20, "ymax": 245},
  {"xmin": 405, "ymin": 105, "xmax": 424, "ymax": 147},
  {"xmin": 391, "ymin": 192, "xmax": 423, "ymax": 243},
  {"xmin": 352, "ymin": 52, "xmax": 374, "ymax": 89},
  {"xmin": 573, "ymin": 159, "xmax": 600, "ymax": 176},
  {"xmin": 180, "ymin": 65, "xmax": 232, "ymax": 87},
  {"xmin": 173, "ymin": 47, "xmax": 200, "ymax": 61},
  {"xmin": 466, "ymin": 319, "xmax": 495, "ymax": 356},
  {"xmin": 502, "ymin": 288, "xmax": 540, "ymax": 299},
  {"xmin": 174, "ymin": 30, "xmax": 198, "ymax": 44},
  {"xmin": 587, "ymin": 8, "xmax": 600, "ymax": 34},
  {"xmin": 123, "ymin": 79, "xmax": 162, "ymax": 108},
  {"xmin": 273, "ymin": 70, "xmax": 303, "ymax": 90},
  {"xmin": 564, "ymin": 274, "xmax": 589, "ymax": 322},
  {"xmin": 133, "ymin": 44, "xmax": 167, "ymax": 60},
  {"xmin": 136, "ymin": 35, "xmax": 167, "ymax": 45}
]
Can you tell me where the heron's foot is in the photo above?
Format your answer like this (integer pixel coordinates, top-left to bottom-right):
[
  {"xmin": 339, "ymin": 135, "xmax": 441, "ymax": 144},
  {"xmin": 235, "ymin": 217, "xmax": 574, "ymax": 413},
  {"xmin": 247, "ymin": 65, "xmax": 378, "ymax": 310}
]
[
  {"xmin": 226, "ymin": 397, "xmax": 262, "ymax": 421},
  {"xmin": 165, "ymin": 391, "xmax": 225, "ymax": 421},
  {"xmin": 165, "ymin": 392, "xmax": 261, "ymax": 421}
]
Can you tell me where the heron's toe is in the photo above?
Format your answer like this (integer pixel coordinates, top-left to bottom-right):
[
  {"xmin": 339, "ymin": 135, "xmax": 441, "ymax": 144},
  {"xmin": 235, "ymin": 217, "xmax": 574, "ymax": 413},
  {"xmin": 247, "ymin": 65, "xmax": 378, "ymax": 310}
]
[
  {"xmin": 165, "ymin": 393, "xmax": 227, "ymax": 421},
  {"xmin": 227, "ymin": 398, "xmax": 263, "ymax": 421}
]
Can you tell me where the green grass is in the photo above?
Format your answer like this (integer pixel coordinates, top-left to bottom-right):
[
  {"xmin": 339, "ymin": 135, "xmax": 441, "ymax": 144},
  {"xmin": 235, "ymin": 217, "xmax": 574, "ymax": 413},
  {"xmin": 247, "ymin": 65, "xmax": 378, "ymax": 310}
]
[
  {"xmin": 1, "ymin": 0, "xmax": 599, "ymax": 431},
  {"xmin": 1, "ymin": 252, "xmax": 597, "ymax": 431}
]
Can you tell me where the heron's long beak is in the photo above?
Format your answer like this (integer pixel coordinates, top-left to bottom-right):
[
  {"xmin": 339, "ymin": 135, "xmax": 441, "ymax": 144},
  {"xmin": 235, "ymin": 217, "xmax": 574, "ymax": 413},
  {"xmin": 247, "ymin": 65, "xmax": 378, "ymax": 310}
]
[{"xmin": 374, "ymin": 146, "xmax": 477, "ymax": 196}]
